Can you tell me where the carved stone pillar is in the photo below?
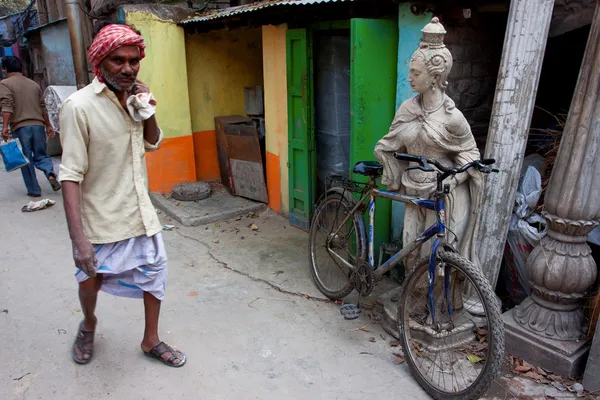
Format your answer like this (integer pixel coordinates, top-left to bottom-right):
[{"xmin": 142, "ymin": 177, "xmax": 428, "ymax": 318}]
[
  {"xmin": 504, "ymin": 2, "xmax": 600, "ymax": 377},
  {"xmin": 476, "ymin": 0, "xmax": 555, "ymax": 288}
]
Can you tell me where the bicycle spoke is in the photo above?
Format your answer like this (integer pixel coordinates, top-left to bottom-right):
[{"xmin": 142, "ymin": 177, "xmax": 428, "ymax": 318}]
[
  {"xmin": 309, "ymin": 193, "xmax": 365, "ymax": 299},
  {"xmin": 398, "ymin": 252, "xmax": 503, "ymax": 398}
]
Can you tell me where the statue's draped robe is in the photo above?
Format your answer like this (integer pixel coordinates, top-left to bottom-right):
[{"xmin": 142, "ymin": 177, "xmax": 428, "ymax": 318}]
[{"xmin": 374, "ymin": 94, "xmax": 484, "ymax": 269}]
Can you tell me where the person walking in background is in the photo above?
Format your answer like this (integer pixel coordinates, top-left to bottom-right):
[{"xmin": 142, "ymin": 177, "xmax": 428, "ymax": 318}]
[{"xmin": 0, "ymin": 56, "xmax": 61, "ymax": 197}]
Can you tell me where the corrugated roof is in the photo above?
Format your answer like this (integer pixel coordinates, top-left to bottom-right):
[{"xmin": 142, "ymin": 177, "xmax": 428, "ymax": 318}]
[{"xmin": 181, "ymin": 0, "xmax": 355, "ymax": 24}]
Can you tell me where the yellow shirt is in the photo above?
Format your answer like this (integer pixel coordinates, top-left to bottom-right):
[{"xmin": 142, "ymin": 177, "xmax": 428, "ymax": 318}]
[{"xmin": 58, "ymin": 78, "xmax": 163, "ymax": 244}]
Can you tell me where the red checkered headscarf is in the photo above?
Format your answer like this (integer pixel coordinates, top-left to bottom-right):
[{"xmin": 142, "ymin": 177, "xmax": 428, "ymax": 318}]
[{"xmin": 88, "ymin": 24, "xmax": 146, "ymax": 82}]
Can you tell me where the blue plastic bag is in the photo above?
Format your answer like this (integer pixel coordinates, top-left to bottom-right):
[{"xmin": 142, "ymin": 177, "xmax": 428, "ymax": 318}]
[{"xmin": 0, "ymin": 139, "xmax": 29, "ymax": 172}]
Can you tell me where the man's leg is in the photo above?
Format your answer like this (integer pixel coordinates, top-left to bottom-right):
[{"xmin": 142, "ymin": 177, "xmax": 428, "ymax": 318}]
[
  {"xmin": 73, "ymin": 275, "xmax": 103, "ymax": 362},
  {"xmin": 141, "ymin": 292, "xmax": 184, "ymax": 366},
  {"xmin": 12, "ymin": 127, "xmax": 41, "ymax": 196},
  {"xmin": 30, "ymin": 126, "xmax": 60, "ymax": 191}
]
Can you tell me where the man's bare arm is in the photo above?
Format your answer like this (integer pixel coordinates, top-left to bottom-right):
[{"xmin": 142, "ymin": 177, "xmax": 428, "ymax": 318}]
[
  {"xmin": 143, "ymin": 115, "xmax": 160, "ymax": 146},
  {"xmin": 2, "ymin": 111, "xmax": 12, "ymax": 140},
  {"xmin": 62, "ymin": 181, "xmax": 97, "ymax": 276},
  {"xmin": 42, "ymin": 113, "xmax": 56, "ymax": 138}
]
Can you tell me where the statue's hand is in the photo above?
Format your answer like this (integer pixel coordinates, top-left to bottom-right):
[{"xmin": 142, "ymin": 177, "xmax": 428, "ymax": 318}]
[
  {"xmin": 448, "ymin": 176, "xmax": 460, "ymax": 192},
  {"xmin": 433, "ymin": 176, "xmax": 460, "ymax": 196}
]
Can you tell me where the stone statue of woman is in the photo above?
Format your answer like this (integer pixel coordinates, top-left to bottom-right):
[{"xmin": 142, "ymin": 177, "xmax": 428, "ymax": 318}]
[{"xmin": 374, "ymin": 17, "xmax": 484, "ymax": 270}]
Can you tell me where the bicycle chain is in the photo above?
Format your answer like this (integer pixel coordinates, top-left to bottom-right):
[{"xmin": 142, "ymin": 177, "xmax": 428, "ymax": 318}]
[{"xmin": 354, "ymin": 261, "xmax": 374, "ymax": 298}]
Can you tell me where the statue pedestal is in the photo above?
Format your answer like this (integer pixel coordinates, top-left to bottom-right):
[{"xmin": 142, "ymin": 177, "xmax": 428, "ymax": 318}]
[
  {"xmin": 503, "ymin": 309, "xmax": 590, "ymax": 377},
  {"xmin": 375, "ymin": 287, "xmax": 402, "ymax": 339}
]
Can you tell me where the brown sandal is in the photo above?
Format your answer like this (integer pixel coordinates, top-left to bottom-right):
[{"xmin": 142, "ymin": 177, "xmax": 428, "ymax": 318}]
[
  {"xmin": 143, "ymin": 342, "xmax": 186, "ymax": 368},
  {"xmin": 48, "ymin": 175, "xmax": 61, "ymax": 192},
  {"xmin": 72, "ymin": 321, "xmax": 95, "ymax": 364}
]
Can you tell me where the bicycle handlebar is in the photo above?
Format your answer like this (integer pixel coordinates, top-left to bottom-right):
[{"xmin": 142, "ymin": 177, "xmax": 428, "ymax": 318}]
[{"xmin": 393, "ymin": 153, "xmax": 499, "ymax": 175}]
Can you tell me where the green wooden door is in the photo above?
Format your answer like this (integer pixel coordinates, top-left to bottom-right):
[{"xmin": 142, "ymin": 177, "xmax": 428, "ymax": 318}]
[
  {"xmin": 350, "ymin": 18, "xmax": 399, "ymax": 256},
  {"xmin": 287, "ymin": 28, "xmax": 314, "ymax": 230}
]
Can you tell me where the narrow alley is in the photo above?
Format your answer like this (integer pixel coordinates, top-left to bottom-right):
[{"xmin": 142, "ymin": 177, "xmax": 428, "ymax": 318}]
[{"xmin": 0, "ymin": 165, "xmax": 430, "ymax": 400}]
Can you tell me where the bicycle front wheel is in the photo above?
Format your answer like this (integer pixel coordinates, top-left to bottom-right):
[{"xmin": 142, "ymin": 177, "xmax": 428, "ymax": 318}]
[
  {"xmin": 309, "ymin": 192, "xmax": 366, "ymax": 300},
  {"xmin": 398, "ymin": 251, "xmax": 504, "ymax": 400}
]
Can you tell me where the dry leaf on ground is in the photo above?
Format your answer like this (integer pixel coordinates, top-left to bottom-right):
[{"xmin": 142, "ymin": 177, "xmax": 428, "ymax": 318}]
[
  {"xmin": 523, "ymin": 371, "xmax": 550, "ymax": 384},
  {"xmin": 369, "ymin": 337, "xmax": 376, "ymax": 343},
  {"xmin": 394, "ymin": 356, "xmax": 405, "ymax": 365},
  {"xmin": 515, "ymin": 365, "xmax": 533, "ymax": 373},
  {"xmin": 390, "ymin": 340, "xmax": 401, "ymax": 347},
  {"xmin": 467, "ymin": 354, "xmax": 484, "ymax": 364}
]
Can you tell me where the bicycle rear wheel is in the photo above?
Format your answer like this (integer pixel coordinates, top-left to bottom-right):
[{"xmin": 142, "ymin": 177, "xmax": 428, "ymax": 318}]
[
  {"xmin": 398, "ymin": 251, "xmax": 504, "ymax": 400},
  {"xmin": 309, "ymin": 192, "xmax": 366, "ymax": 300}
]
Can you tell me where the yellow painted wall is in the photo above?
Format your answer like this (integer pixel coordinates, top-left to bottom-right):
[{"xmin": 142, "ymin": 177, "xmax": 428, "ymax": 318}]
[
  {"xmin": 126, "ymin": 11, "xmax": 193, "ymax": 139},
  {"xmin": 125, "ymin": 10, "xmax": 196, "ymax": 192},
  {"xmin": 186, "ymin": 27, "xmax": 264, "ymax": 132},
  {"xmin": 262, "ymin": 24, "xmax": 289, "ymax": 215}
]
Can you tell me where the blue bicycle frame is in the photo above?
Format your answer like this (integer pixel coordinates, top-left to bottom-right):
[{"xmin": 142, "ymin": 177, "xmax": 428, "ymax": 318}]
[
  {"xmin": 325, "ymin": 186, "xmax": 453, "ymax": 323},
  {"xmin": 368, "ymin": 189, "xmax": 446, "ymax": 273},
  {"xmin": 369, "ymin": 189, "xmax": 451, "ymax": 322}
]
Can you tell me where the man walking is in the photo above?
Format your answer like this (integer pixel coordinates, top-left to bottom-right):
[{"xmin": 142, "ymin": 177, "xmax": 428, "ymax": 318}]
[
  {"xmin": 0, "ymin": 56, "xmax": 61, "ymax": 196},
  {"xmin": 59, "ymin": 22, "xmax": 185, "ymax": 367}
]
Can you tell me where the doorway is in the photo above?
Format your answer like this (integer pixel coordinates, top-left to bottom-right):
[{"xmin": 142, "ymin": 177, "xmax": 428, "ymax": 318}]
[
  {"xmin": 313, "ymin": 29, "xmax": 351, "ymax": 198},
  {"xmin": 287, "ymin": 19, "xmax": 397, "ymax": 254}
]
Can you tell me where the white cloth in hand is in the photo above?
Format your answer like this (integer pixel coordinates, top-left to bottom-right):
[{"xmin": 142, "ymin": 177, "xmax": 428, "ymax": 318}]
[{"xmin": 126, "ymin": 92, "xmax": 156, "ymax": 122}]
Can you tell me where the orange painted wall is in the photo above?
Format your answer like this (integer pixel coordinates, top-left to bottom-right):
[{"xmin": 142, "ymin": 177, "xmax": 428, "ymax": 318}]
[
  {"xmin": 266, "ymin": 151, "xmax": 282, "ymax": 213},
  {"xmin": 193, "ymin": 130, "xmax": 221, "ymax": 181},
  {"xmin": 146, "ymin": 136, "xmax": 196, "ymax": 193}
]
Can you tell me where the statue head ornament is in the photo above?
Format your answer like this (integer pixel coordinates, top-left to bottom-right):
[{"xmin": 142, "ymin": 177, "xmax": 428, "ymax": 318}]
[{"xmin": 410, "ymin": 17, "xmax": 453, "ymax": 92}]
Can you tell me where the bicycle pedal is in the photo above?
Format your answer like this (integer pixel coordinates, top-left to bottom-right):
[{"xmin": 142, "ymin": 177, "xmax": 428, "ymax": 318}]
[{"xmin": 340, "ymin": 304, "xmax": 361, "ymax": 320}]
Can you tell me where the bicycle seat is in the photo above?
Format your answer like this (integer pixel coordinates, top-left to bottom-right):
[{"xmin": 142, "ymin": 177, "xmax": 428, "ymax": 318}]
[{"xmin": 353, "ymin": 161, "xmax": 383, "ymax": 177}]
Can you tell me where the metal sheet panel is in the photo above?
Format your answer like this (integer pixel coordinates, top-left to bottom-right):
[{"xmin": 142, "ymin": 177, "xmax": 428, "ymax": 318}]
[
  {"xmin": 181, "ymin": 0, "xmax": 355, "ymax": 24},
  {"xmin": 230, "ymin": 159, "xmax": 269, "ymax": 203}
]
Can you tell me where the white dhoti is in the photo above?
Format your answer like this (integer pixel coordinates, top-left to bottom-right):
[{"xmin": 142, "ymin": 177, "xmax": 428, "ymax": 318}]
[{"xmin": 75, "ymin": 233, "xmax": 168, "ymax": 301}]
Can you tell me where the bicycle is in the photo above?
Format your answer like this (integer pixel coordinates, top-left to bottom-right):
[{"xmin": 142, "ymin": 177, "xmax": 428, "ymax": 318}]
[{"xmin": 308, "ymin": 153, "xmax": 505, "ymax": 400}]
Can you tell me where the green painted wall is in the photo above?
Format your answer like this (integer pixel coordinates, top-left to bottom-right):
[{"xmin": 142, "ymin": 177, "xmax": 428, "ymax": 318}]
[{"xmin": 350, "ymin": 18, "xmax": 399, "ymax": 257}]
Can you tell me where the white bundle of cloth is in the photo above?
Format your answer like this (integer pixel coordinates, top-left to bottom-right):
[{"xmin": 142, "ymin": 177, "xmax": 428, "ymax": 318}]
[{"xmin": 126, "ymin": 92, "xmax": 156, "ymax": 122}]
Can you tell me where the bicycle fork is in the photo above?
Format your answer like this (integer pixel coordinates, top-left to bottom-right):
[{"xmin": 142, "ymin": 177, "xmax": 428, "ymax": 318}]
[{"xmin": 368, "ymin": 193, "xmax": 375, "ymax": 269}]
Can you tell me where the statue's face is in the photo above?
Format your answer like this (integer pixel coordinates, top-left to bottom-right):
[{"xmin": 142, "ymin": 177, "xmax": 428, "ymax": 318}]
[{"xmin": 408, "ymin": 56, "xmax": 432, "ymax": 94}]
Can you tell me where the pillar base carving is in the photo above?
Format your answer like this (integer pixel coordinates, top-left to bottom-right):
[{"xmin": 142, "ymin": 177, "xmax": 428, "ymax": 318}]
[
  {"xmin": 514, "ymin": 213, "xmax": 598, "ymax": 341},
  {"xmin": 514, "ymin": 294, "xmax": 585, "ymax": 341},
  {"xmin": 504, "ymin": 309, "xmax": 590, "ymax": 378}
]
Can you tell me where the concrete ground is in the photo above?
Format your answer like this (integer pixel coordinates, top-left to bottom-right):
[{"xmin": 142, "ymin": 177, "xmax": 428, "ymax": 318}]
[
  {"xmin": 0, "ymin": 165, "xmax": 429, "ymax": 400},
  {"xmin": 1, "ymin": 162, "xmax": 583, "ymax": 400}
]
